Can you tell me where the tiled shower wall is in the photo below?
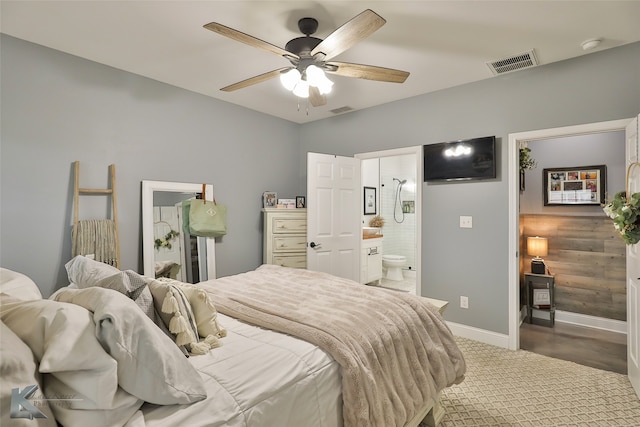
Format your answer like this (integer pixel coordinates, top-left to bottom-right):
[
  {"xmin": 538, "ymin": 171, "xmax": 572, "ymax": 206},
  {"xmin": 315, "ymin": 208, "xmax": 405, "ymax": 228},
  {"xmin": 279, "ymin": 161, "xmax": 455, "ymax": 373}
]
[{"xmin": 380, "ymin": 155, "xmax": 416, "ymax": 270}]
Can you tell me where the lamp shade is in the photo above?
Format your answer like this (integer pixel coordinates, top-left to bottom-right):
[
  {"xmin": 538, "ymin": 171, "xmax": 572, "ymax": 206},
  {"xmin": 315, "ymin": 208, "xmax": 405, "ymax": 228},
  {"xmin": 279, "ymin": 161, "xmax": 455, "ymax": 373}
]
[
  {"xmin": 527, "ymin": 236, "xmax": 548, "ymax": 258},
  {"xmin": 280, "ymin": 69, "xmax": 301, "ymax": 91},
  {"xmin": 292, "ymin": 80, "xmax": 309, "ymax": 98}
]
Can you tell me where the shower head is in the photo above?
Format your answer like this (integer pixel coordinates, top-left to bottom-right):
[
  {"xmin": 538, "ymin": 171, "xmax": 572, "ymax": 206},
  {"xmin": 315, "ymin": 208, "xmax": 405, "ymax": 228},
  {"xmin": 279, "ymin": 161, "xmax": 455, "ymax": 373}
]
[{"xmin": 393, "ymin": 177, "xmax": 407, "ymax": 185}]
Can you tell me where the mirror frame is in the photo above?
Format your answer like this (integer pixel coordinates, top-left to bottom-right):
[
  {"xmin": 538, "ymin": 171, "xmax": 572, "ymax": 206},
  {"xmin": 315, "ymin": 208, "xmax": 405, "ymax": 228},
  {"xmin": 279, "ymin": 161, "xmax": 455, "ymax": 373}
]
[{"xmin": 142, "ymin": 180, "xmax": 216, "ymax": 281}]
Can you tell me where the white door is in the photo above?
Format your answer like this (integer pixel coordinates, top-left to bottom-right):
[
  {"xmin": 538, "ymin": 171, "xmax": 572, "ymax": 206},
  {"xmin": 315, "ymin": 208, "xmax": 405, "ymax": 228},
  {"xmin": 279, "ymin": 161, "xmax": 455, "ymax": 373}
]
[
  {"xmin": 306, "ymin": 153, "xmax": 361, "ymax": 281},
  {"xmin": 626, "ymin": 114, "xmax": 640, "ymax": 398}
]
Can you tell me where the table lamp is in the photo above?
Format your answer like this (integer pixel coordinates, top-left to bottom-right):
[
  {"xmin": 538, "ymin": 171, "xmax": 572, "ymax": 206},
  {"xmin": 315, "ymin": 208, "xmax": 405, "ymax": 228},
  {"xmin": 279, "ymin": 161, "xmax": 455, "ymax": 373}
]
[{"xmin": 527, "ymin": 236, "xmax": 548, "ymax": 274}]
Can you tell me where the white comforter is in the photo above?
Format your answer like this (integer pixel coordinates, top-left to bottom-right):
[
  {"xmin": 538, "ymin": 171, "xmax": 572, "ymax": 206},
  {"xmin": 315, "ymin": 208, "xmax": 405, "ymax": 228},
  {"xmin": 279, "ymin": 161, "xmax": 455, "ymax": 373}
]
[
  {"xmin": 141, "ymin": 313, "xmax": 343, "ymax": 427},
  {"xmin": 199, "ymin": 265, "xmax": 466, "ymax": 427}
]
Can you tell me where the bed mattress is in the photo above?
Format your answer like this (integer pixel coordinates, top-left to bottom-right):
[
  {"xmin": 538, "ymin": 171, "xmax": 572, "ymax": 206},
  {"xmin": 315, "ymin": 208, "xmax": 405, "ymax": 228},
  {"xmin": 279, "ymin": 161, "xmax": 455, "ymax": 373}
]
[{"xmin": 141, "ymin": 313, "xmax": 343, "ymax": 427}]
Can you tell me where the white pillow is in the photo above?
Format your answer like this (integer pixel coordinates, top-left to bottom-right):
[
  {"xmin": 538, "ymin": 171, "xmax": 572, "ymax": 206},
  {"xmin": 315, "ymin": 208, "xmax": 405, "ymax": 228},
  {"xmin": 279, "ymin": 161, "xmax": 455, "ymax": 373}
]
[
  {"xmin": 0, "ymin": 268, "xmax": 43, "ymax": 301},
  {"xmin": 172, "ymin": 280, "xmax": 227, "ymax": 339},
  {"xmin": 52, "ymin": 287, "xmax": 207, "ymax": 405},
  {"xmin": 0, "ymin": 320, "xmax": 57, "ymax": 426},
  {"xmin": 65, "ymin": 255, "xmax": 120, "ymax": 288},
  {"xmin": 147, "ymin": 279, "xmax": 201, "ymax": 350},
  {"xmin": 0, "ymin": 294, "xmax": 142, "ymax": 426}
]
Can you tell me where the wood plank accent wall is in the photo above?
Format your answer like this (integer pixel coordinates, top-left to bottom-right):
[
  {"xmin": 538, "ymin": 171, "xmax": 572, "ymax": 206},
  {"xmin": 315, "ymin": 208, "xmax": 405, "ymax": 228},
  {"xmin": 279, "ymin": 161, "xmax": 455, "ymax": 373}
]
[{"xmin": 520, "ymin": 214, "xmax": 626, "ymax": 321}]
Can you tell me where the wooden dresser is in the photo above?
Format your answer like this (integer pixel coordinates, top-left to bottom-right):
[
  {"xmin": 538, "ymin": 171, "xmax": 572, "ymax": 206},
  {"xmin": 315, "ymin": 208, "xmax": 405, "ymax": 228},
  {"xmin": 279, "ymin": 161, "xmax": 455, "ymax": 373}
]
[{"xmin": 262, "ymin": 208, "xmax": 307, "ymax": 268}]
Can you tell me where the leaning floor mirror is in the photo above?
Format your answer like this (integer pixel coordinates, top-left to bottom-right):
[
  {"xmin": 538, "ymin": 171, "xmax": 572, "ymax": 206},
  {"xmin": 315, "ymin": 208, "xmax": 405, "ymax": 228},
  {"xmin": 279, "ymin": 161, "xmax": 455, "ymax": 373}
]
[{"xmin": 142, "ymin": 180, "xmax": 216, "ymax": 283}]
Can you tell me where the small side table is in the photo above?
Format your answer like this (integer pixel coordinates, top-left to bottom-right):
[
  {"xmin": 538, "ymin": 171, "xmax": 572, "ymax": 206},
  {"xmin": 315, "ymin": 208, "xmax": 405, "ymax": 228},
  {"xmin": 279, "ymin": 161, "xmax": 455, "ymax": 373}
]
[
  {"xmin": 424, "ymin": 297, "xmax": 449, "ymax": 315},
  {"xmin": 525, "ymin": 273, "xmax": 555, "ymax": 327}
]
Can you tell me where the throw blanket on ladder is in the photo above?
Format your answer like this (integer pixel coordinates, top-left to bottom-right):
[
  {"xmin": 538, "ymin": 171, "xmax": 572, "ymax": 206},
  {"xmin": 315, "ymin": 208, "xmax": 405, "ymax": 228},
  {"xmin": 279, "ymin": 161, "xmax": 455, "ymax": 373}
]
[{"xmin": 199, "ymin": 264, "xmax": 466, "ymax": 427}]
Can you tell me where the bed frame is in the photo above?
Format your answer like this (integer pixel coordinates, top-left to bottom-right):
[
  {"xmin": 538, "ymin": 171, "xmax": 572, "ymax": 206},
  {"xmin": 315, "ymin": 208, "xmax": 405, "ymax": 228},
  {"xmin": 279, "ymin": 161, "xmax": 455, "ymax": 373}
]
[{"xmin": 406, "ymin": 393, "xmax": 444, "ymax": 427}]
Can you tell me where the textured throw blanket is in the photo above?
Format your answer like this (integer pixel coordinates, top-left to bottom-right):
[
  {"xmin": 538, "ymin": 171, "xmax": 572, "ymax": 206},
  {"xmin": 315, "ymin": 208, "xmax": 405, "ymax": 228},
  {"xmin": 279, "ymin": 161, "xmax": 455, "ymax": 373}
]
[{"xmin": 199, "ymin": 265, "xmax": 466, "ymax": 427}]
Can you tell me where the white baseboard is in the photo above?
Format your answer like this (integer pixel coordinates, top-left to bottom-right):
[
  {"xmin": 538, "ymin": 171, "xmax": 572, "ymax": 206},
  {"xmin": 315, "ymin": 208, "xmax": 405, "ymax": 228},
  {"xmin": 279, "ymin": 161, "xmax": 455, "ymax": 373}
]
[
  {"xmin": 449, "ymin": 310, "xmax": 626, "ymax": 351},
  {"xmin": 522, "ymin": 306, "xmax": 626, "ymax": 334},
  {"xmin": 555, "ymin": 310, "xmax": 627, "ymax": 334},
  {"xmin": 447, "ymin": 321, "xmax": 510, "ymax": 349}
]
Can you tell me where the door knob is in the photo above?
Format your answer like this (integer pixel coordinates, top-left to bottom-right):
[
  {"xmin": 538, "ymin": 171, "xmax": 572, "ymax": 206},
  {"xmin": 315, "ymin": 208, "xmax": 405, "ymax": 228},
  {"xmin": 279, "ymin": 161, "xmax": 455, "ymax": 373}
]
[{"xmin": 309, "ymin": 242, "xmax": 321, "ymax": 249}]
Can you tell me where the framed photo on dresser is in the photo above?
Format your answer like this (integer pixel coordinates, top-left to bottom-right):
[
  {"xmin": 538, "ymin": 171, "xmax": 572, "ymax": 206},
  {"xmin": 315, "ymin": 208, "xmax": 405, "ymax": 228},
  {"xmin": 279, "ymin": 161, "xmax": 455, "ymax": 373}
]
[{"xmin": 262, "ymin": 191, "xmax": 277, "ymax": 208}]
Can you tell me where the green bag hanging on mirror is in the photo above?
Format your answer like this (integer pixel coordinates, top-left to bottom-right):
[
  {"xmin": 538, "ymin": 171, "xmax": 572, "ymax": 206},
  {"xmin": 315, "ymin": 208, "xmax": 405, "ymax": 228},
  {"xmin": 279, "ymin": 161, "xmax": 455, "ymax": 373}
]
[{"xmin": 188, "ymin": 184, "xmax": 227, "ymax": 238}]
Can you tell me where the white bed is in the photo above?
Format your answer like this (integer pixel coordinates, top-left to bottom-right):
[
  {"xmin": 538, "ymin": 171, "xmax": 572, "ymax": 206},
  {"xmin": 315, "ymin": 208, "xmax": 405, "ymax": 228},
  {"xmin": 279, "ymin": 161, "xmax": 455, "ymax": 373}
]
[
  {"xmin": 0, "ymin": 258, "xmax": 465, "ymax": 427},
  {"xmin": 142, "ymin": 313, "xmax": 343, "ymax": 427}
]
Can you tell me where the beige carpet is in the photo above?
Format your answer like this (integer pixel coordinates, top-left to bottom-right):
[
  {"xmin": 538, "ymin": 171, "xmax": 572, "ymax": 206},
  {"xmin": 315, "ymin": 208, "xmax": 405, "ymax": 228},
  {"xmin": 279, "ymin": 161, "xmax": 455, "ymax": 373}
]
[{"xmin": 437, "ymin": 337, "xmax": 640, "ymax": 426}]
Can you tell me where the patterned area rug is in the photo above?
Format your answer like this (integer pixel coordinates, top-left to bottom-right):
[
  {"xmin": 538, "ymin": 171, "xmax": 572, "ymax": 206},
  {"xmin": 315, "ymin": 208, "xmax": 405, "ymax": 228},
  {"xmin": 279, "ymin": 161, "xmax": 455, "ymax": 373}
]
[{"xmin": 438, "ymin": 337, "xmax": 640, "ymax": 426}]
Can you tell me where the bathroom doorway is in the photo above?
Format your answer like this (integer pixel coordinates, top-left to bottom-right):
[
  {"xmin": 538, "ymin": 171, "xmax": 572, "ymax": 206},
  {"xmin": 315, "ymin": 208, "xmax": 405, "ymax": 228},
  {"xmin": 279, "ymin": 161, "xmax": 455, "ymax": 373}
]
[{"xmin": 356, "ymin": 146, "xmax": 422, "ymax": 296}]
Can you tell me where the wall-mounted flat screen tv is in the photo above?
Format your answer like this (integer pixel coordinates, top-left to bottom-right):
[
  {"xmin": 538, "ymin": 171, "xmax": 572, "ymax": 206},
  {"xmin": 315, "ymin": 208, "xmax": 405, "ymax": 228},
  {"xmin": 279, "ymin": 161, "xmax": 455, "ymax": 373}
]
[{"xmin": 423, "ymin": 136, "xmax": 496, "ymax": 182}]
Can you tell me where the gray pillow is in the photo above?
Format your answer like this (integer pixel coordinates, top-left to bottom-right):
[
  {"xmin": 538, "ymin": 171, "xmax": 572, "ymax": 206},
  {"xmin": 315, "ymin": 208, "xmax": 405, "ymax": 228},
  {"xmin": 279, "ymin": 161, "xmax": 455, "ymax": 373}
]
[{"xmin": 93, "ymin": 270, "xmax": 155, "ymax": 321}]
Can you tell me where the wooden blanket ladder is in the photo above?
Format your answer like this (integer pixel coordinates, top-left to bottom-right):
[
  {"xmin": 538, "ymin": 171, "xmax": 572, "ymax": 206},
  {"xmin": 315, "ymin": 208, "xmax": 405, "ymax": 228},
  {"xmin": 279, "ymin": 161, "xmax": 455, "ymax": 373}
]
[{"xmin": 72, "ymin": 161, "xmax": 121, "ymax": 268}]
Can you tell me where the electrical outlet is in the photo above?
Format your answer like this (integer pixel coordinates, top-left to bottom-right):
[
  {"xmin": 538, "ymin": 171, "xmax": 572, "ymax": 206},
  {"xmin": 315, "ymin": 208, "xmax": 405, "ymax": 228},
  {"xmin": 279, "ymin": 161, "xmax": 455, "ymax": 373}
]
[
  {"xmin": 460, "ymin": 216, "xmax": 473, "ymax": 228},
  {"xmin": 460, "ymin": 296, "xmax": 469, "ymax": 309}
]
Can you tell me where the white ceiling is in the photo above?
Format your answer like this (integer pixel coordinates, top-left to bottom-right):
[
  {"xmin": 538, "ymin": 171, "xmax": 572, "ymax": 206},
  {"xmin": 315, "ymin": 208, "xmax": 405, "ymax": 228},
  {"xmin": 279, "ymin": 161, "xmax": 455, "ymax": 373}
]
[{"xmin": 2, "ymin": 1, "xmax": 639, "ymax": 124}]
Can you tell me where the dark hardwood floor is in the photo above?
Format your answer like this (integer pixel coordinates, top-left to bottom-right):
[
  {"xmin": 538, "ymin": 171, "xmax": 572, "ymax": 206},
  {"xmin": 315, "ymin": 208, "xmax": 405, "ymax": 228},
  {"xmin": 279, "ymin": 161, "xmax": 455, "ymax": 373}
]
[{"xmin": 520, "ymin": 321, "xmax": 627, "ymax": 375}]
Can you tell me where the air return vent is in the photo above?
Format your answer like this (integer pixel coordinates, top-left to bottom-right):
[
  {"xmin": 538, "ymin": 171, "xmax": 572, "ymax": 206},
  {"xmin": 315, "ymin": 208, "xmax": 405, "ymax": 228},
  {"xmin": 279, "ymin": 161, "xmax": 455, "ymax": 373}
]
[
  {"xmin": 330, "ymin": 106, "xmax": 354, "ymax": 114},
  {"xmin": 486, "ymin": 49, "xmax": 539, "ymax": 75}
]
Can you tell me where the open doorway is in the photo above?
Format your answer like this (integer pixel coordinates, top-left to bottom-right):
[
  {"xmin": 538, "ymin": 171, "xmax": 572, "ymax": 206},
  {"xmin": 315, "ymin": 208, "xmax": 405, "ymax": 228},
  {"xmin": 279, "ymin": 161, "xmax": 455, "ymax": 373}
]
[
  {"xmin": 356, "ymin": 146, "xmax": 422, "ymax": 296},
  {"xmin": 517, "ymin": 132, "xmax": 627, "ymax": 374},
  {"xmin": 508, "ymin": 119, "xmax": 632, "ymax": 353}
]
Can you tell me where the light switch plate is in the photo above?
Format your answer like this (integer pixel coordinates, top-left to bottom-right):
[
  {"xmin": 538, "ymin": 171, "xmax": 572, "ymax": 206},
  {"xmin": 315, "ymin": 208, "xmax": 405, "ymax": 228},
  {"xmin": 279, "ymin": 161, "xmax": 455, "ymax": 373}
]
[{"xmin": 460, "ymin": 216, "xmax": 473, "ymax": 228}]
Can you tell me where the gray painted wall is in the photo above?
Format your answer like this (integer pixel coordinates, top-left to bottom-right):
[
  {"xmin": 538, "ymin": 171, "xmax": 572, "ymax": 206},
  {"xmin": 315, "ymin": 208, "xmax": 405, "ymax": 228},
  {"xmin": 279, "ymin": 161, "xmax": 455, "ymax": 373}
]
[
  {"xmin": 1, "ymin": 35, "xmax": 300, "ymax": 296},
  {"xmin": 2, "ymin": 33, "xmax": 639, "ymax": 336},
  {"xmin": 520, "ymin": 132, "xmax": 625, "ymax": 215},
  {"xmin": 299, "ymin": 42, "xmax": 640, "ymax": 334}
]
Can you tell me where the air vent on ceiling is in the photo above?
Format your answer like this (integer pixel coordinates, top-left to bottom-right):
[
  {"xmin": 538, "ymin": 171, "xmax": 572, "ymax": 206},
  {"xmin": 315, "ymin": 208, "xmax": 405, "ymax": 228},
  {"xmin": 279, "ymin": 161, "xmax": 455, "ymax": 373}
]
[
  {"xmin": 330, "ymin": 106, "xmax": 354, "ymax": 114},
  {"xmin": 486, "ymin": 49, "xmax": 539, "ymax": 75}
]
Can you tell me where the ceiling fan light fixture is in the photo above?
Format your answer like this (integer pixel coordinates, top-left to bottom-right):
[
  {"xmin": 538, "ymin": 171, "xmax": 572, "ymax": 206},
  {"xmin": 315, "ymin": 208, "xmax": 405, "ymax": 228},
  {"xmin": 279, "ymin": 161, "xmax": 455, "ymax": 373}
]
[
  {"xmin": 280, "ymin": 69, "xmax": 301, "ymax": 91},
  {"xmin": 306, "ymin": 65, "xmax": 334, "ymax": 94},
  {"xmin": 207, "ymin": 10, "xmax": 407, "ymax": 108},
  {"xmin": 292, "ymin": 80, "xmax": 310, "ymax": 98}
]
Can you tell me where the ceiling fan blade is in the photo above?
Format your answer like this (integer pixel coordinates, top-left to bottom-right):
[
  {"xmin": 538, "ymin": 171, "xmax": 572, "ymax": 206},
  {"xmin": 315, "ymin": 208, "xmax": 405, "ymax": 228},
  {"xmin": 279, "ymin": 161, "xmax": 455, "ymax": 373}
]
[
  {"xmin": 326, "ymin": 61, "xmax": 409, "ymax": 83},
  {"xmin": 309, "ymin": 86, "xmax": 327, "ymax": 107},
  {"xmin": 221, "ymin": 68, "xmax": 290, "ymax": 92},
  {"xmin": 204, "ymin": 22, "xmax": 298, "ymax": 60},
  {"xmin": 310, "ymin": 9, "xmax": 386, "ymax": 60}
]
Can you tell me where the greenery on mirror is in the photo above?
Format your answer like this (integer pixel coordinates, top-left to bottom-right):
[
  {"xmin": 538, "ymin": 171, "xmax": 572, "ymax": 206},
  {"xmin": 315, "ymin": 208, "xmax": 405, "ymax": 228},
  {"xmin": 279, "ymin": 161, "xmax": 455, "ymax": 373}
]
[{"xmin": 155, "ymin": 229, "xmax": 180, "ymax": 250}]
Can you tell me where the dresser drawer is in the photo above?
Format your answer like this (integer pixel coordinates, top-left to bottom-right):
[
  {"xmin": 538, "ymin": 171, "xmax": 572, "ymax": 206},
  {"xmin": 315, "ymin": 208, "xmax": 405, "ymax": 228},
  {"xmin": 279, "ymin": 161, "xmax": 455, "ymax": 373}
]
[
  {"xmin": 263, "ymin": 208, "xmax": 307, "ymax": 267},
  {"xmin": 272, "ymin": 218, "xmax": 307, "ymax": 234},
  {"xmin": 273, "ymin": 235, "xmax": 307, "ymax": 252},
  {"xmin": 272, "ymin": 254, "xmax": 307, "ymax": 269}
]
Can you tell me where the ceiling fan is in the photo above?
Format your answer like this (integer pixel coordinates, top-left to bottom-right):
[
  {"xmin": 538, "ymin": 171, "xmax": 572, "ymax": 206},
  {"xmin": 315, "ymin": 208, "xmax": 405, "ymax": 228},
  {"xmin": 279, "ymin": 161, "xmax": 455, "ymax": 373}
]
[{"xmin": 203, "ymin": 9, "xmax": 410, "ymax": 107}]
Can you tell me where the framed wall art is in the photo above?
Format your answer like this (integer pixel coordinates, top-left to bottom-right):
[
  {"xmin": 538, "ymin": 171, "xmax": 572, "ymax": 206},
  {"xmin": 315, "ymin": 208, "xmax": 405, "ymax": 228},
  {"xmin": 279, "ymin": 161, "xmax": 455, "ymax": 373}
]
[
  {"xmin": 543, "ymin": 165, "xmax": 606, "ymax": 206},
  {"xmin": 364, "ymin": 187, "xmax": 377, "ymax": 215}
]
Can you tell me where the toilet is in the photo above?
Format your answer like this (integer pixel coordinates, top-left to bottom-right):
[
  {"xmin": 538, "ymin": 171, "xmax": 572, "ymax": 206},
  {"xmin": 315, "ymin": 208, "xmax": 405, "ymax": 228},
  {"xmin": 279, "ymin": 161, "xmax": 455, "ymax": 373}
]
[{"xmin": 382, "ymin": 255, "xmax": 406, "ymax": 281}]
